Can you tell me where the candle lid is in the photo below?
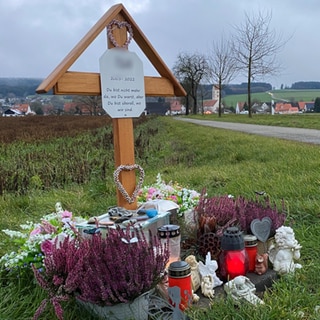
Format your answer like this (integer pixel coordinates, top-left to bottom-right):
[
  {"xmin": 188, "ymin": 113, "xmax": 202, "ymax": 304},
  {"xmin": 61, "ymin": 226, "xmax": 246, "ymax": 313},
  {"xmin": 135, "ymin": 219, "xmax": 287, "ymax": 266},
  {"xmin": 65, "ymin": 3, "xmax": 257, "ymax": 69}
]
[
  {"xmin": 168, "ymin": 261, "xmax": 190, "ymax": 278},
  {"xmin": 221, "ymin": 227, "xmax": 245, "ymax": 251},
  {"xmin": 158, "ymin": 224, "xmax": 180, "ymax": 238},
  {"xmin": 244, "ymin": 234, "xmax": 257, "ymax": 247}
]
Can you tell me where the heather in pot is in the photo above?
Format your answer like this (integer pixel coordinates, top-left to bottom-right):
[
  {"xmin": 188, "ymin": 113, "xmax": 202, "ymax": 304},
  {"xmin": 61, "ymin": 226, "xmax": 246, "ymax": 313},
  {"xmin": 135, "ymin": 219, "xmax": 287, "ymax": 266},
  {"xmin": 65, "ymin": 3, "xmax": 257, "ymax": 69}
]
[
  {"xmin": 32, "ymin": 227, "xmax": 169, "ymax": 320},
  {"xmin": 196, "ymin": 192, "xmax": 287, "ymax": 236},
  {"xmin": 195, "ymin": 192, "xmax": 287, "ymax": 259}
]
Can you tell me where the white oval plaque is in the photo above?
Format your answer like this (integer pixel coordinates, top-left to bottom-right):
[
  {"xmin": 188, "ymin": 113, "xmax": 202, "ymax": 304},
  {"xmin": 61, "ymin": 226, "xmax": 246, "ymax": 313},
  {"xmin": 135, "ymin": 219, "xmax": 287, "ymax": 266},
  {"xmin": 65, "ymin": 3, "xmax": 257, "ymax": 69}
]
[{"xmin": 99, "ymin": 48, "xmax": 146, "ymax": 118}]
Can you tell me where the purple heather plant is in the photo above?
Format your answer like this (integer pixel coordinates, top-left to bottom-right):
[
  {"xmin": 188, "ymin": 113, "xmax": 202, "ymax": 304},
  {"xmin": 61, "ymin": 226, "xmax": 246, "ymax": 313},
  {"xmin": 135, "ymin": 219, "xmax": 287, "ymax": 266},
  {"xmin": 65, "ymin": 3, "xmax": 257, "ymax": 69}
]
[
  {"xmin": 32, "ymin": 226, "xmax": 169, "ymax": 320},
  {"xmin": 196, "ymin": 191, "xmax": 286, "ymax": 236}
]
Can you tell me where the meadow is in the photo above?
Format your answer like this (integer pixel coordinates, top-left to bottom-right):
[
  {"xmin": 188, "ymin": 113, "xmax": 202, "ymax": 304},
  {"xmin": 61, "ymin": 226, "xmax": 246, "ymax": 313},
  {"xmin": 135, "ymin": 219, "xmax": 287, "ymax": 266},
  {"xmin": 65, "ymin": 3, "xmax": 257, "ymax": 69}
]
[
  {"xmin": 222, "ymin": 89, "xmax": 320, "ymax": 108},
  {"xmin": 0, "ymin": 114, "xmax": 319, "ymax": 319}
]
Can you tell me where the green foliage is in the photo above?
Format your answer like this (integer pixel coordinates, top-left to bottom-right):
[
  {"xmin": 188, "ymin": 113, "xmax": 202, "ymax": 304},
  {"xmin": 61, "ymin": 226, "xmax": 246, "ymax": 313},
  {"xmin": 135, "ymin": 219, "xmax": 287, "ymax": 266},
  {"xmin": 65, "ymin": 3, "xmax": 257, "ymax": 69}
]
[
  {"xmin": 314, "ymin": 97, "xmax": 320, "ymax": 112},
  {"xmin": 0, "ymin": 115, "xmax": 320, "ymax": 319}
]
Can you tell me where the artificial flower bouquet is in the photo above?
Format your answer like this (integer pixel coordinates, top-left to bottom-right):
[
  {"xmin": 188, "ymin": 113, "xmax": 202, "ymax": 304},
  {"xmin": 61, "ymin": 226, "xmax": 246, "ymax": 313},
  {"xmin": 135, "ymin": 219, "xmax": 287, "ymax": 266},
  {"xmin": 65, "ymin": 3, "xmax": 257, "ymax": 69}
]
[
  {"xmin": 0, "ymin": 203, "xmax": 85, "ymax": 273},
  {"xmin": 137, "ymin": 173, "xmax": 200, "ymax": 214}
]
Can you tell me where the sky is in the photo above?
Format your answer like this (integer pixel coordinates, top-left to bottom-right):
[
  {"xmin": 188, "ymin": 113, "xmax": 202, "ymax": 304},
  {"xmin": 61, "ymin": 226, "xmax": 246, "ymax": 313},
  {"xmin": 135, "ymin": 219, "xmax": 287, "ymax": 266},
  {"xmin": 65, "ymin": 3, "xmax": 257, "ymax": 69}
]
[{"xmin": 1, "ymin": 0, "xmax": 320, "ymax": 89}]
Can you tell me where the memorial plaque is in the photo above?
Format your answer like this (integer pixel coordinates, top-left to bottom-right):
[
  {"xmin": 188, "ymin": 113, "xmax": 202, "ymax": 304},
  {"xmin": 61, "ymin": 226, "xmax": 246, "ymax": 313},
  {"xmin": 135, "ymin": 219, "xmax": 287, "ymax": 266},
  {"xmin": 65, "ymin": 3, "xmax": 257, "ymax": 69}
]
[{"xmin": 99, "ymin": 48, "xmax": 146, "ymax": 118}]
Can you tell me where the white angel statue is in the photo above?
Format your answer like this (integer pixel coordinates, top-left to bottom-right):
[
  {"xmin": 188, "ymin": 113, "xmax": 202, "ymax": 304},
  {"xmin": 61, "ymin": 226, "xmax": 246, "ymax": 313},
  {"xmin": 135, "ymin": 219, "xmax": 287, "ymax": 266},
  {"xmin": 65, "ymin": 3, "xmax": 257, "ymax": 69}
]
[
  {"xmin": 198, "ymin": 252, "xmax": 223, "ymax": 288},
  {"xmin": 268, "ymin": 226, "xmax": 302, "ymax": 275}
]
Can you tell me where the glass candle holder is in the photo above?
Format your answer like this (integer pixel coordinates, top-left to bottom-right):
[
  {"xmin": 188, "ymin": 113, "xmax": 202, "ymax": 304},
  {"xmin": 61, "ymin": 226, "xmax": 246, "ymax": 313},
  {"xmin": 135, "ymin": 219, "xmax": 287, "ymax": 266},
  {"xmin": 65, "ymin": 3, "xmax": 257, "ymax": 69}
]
[
  {"xmin": 219, "ymin": 227, "xmax": 249, "ymax": 280},
  {"xmin": 158, "ymin": 224, "xmax": 181, "ymax": 267}
]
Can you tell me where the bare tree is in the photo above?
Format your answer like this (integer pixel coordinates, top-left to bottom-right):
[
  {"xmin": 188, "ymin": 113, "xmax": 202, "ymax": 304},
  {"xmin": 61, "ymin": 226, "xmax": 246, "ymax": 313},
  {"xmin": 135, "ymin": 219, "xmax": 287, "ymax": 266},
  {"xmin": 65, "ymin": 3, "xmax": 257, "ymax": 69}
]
[
  {"xmin": 173, "ymin": 52, "xmax": 210, "ymax": 115},
  {"xmin": 232, "ymin": 11, "xmax": 285, "ymax": 117},
  {"xmin": 209, "ymin": 37, "xmax": 237, "ymax": 117},
  {"xmin": 73, "ymin": 96, "xmax": 104, "ymax": 115}
]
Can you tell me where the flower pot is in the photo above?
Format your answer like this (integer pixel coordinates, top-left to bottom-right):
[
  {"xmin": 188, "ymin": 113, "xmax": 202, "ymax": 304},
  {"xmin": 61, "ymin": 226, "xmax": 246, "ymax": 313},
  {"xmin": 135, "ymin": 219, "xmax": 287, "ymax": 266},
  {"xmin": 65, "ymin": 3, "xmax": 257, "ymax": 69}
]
[{"xmin": 77, "ymin": 290, "xmax": 152, "ymax": 320}]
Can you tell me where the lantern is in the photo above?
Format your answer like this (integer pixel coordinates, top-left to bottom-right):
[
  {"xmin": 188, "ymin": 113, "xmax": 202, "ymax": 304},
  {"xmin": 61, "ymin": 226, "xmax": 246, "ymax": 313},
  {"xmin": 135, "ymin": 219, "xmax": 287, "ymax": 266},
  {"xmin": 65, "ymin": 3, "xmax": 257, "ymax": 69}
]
[{"xmin": 219, "ymin": 227, "xmax": 249, "ymax": 280}]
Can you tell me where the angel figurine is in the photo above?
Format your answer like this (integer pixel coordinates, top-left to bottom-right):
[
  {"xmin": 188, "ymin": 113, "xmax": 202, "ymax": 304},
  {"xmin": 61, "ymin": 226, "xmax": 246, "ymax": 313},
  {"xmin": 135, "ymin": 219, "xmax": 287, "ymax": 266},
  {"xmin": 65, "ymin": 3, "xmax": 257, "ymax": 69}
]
[
  {"xmin": 185, "ymin": 255, "xmax": 201, "ymax": 292},
  {"xmin": 184, "ymin": 255, "xmax": 200, "ymax": 302},
  {"xmin": 268, "ymin": 226, "xmax": 302, "ymax": 275},
  {"xmin": 198, "ymin": 252, "xmax": 223, "ymax": 288},
  {"xmin": 224, "ymin": 276, "xmax": 264, "ymax": 306},
  {"xmin": 200, "ymin": 275, "xmax": 215, "ymax": 299}
]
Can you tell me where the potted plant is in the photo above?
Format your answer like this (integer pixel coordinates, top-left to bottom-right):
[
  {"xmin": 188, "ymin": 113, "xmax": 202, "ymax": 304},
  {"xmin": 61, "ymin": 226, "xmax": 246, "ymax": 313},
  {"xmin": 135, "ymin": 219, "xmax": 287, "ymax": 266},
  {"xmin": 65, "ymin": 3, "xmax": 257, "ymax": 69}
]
[
  {"xmin": 32, "ymin": 226, "xmax": 169, "ymax": 320},
  {"xmin": 195, "ymin": 192, "xmax": 287, "ymax": 259}
]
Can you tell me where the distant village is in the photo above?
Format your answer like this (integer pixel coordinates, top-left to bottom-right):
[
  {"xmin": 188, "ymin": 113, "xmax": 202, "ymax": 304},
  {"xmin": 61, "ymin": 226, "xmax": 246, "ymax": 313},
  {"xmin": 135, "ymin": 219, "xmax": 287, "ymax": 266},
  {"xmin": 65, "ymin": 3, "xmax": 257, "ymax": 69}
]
[{"xmin": 0, "ymin": 84, "xmax": 317, "ymax": 117}]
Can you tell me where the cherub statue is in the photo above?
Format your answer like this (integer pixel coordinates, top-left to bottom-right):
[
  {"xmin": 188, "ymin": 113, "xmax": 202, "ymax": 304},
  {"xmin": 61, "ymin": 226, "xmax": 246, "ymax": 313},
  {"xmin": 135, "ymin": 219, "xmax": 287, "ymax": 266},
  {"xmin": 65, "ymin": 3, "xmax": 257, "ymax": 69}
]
[
  {"xmin": 201, "ymin": 275, "xmax": 215, "ymax": 299},
  {"xmin": 268, "ymin": 226, "xmax": 302, "ymax": 275},
  {"xmin": 185, "ymin": 255, "xmax": 201, "ymax": 292},
  {"xmin": 224, "ymin": 276, "xmax": 264, "ymax": 306},
  {"xmin": 198, "ymin": 252, "xmax": 223, "ymax": 288}
]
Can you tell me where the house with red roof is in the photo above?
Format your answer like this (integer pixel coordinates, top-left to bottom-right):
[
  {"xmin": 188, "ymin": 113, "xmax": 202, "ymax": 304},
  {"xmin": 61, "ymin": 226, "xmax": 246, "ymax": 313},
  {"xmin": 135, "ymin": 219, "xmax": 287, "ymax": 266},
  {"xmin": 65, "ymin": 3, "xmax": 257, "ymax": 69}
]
[
  {"xmin": 274, "ymin": 102, "xmax": 299, "ymax": 114},
  {"xmin": 203, "ymin": 99, "xmax": 219, "ymax": 114},
  {"xmin": 10, "ymin": 104, "xmax": 35, "ymax": 115}
]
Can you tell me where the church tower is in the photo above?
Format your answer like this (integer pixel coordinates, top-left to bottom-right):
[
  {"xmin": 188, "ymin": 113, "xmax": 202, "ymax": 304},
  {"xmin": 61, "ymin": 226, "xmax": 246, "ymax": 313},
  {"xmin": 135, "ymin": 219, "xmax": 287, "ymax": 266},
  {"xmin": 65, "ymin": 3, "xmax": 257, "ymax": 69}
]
[{"xmin": 212, "ymin": 85, "xmax": 220, "ymax": 101}]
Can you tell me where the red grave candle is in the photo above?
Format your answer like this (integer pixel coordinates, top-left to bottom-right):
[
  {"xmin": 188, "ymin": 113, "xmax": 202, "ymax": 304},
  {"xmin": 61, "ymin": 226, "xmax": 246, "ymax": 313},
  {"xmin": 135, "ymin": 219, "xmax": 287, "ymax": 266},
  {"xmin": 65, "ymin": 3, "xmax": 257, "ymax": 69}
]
[
  {"xmin": 168, "ymin": 261, "xmax": 192, "ymax": 311},
  {"xmin": 244, "ymin": 234, "xmax": 258, "ymax": 272},
  {"xmin": 219, "ymin": 227, "xmax": 249, "ymax": 280}
]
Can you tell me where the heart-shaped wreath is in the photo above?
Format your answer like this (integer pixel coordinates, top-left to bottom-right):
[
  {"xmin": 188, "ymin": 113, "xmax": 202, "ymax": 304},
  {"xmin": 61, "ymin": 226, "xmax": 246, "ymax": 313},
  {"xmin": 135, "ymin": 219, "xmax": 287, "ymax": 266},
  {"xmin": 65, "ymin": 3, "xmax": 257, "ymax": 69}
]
[
  {"xmin": 107, "ymin": 19, "xmax": 133, "ymax": 49},
  {"xmin": 113, "ymin": 164, "xmax": 145, "ymax": 204}
]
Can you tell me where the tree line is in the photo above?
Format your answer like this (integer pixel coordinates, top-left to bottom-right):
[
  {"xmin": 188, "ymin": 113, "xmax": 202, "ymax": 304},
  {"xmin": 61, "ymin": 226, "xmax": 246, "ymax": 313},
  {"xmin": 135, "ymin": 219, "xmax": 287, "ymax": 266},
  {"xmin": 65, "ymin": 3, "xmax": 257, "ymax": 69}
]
[{"xmin": 173, "ymin": 11, "xmax": 287, "ymax": 117}]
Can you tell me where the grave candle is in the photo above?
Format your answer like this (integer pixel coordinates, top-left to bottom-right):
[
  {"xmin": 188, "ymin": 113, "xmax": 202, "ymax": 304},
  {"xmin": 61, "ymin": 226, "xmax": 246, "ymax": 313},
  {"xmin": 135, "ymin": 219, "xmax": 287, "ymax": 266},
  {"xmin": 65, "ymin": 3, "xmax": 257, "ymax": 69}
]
[
  {"xmin": 158, "ymin": 224, "xmax": 181, "ymax": 268},
  {"xmin": 219, "ymin": 227, "xmax": 249, "ymax": 280},
  {"xmin": 168, "ymin": 261, "xmax": 192, "ymax": 311},
  {"xmin": 244, "ymin": 234, "xmax": 258, "ymax": 272}
]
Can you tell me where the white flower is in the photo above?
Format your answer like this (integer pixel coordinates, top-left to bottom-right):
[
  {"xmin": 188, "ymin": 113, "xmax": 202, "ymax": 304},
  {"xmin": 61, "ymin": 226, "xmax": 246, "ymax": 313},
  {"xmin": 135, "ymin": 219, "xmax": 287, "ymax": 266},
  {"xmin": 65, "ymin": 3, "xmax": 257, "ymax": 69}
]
[
  {"xmin": 0, "ymin": 204, "xmax": 83, "ymax": 271},
  {"xmin": 2, "ymin": 230, "xmax": 28, "ymax": 238}
]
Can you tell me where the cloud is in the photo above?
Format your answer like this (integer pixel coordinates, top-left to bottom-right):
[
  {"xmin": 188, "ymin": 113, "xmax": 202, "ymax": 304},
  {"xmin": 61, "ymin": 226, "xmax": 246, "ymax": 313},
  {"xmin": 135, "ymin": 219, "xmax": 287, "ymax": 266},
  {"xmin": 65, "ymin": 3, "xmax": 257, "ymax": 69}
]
[{"xmin": 1, "ymin": 0, "xmax": 319, "ymax": 89}]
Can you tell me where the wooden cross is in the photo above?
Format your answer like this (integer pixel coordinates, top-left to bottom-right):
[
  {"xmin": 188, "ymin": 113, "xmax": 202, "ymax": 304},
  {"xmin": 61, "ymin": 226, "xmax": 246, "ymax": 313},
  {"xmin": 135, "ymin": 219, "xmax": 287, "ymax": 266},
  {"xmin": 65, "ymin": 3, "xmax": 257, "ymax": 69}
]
[{"xmin": 36, "ymin": 4, "xmax": 185, "ymax": 209}]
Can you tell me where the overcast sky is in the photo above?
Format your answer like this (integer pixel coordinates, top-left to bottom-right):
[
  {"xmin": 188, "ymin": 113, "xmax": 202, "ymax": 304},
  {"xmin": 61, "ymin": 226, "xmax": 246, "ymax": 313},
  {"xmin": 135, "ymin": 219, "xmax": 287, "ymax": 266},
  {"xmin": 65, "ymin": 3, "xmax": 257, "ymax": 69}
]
[{"xmin": 1, "ymin": 0, "xmax": 319, "ymax": 88}]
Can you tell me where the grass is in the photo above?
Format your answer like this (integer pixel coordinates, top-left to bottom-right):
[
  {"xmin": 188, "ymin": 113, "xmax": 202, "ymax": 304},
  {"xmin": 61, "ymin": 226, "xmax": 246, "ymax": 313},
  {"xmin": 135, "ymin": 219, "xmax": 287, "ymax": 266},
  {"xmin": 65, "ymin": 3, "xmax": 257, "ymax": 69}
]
[
  {"xmin": 221, "ymin": 89, "xmax": 320, "ymax": 107},
  {"xmin": 190, "ymin": 113, "xmax": 320, "ymax": 130},
  {"xmin": 0, "ymin": 115, "xmax": 320, "ymax": 319}
]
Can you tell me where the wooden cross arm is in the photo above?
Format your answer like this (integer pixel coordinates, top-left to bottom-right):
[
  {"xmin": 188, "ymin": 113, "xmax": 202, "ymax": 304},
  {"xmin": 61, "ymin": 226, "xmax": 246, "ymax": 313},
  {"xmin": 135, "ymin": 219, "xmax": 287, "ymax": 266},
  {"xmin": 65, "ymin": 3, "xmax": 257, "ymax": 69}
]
[{"xmin": 36, "ymin": 71, "xmax": 185, "ymax": 97}]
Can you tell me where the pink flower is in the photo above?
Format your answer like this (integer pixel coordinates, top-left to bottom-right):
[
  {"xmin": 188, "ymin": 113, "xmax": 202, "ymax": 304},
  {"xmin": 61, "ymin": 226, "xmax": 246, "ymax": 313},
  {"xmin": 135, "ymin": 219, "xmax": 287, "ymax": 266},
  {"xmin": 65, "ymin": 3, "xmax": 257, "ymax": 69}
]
[
  {"xmin": 41, "ymin": 220, "xmax": 57, "ymax": 234},
  {"xmin": 169, "ymin": 195, "xmax": 178, "ymax": 202},
  {"xmin": 148, "ymin": 187, "xmax": 157, "ymax": 195},
  {"xmin": 41, "ymin": 239, "xmax": 54, "ymax": 255},
  {"xmin": 30, "ymin": 227, "xmax": 41, "ymax": 236},
  {"xmin": 62, "ymin": 210, "xmax": 72, "ymax": 219}
]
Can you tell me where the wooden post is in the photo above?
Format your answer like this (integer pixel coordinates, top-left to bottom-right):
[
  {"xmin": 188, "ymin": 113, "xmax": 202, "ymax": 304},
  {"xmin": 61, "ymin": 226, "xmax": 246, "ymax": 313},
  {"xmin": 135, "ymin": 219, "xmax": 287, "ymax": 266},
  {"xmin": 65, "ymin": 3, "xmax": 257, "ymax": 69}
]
[
  {"xmin": 108, "ymin": 14, "xmax": 137, "ymax": 210},
  {"xmin": 35, "ymin": 4, "xmax": 187, "ymax": 211}
]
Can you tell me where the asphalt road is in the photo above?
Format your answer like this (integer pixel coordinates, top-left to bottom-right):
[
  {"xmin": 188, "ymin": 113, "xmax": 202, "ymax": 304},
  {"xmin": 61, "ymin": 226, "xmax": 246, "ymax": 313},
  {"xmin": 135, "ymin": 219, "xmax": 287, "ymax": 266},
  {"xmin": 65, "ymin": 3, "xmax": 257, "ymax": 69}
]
[{"xmin": 175, "ymin": 118, "xmax": 320, "ymax": 145}]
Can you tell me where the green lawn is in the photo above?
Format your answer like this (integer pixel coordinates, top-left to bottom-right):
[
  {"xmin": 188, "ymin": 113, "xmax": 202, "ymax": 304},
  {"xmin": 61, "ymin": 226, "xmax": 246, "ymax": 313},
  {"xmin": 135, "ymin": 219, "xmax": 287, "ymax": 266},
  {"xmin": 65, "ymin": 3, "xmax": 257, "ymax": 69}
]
[
  {"xmin": 221, "ymin": 89, "xmax": 320, "ymax": 108},
  {"xmin": 190, "ymin": 113, "xmax": 320, "ymax": 130},
  {"xmin": 0, "ymin": 115, "xmax": 319, "ymax": 319}
]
